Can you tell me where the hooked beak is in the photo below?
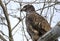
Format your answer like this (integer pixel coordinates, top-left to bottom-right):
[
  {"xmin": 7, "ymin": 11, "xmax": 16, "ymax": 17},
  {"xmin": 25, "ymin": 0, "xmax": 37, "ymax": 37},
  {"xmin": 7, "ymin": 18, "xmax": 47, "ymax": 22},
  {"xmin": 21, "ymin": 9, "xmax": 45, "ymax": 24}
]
[{"xmin": 20, "ymin": 8, "xmax": 26, "ymax": 11}]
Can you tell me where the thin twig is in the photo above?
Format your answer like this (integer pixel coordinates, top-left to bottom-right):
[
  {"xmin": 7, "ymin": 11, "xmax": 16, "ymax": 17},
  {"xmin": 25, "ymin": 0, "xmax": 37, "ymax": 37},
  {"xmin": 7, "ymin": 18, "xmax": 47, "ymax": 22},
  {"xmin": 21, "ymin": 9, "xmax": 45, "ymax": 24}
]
[
  {"xmin": 40, "ymin": 0, "xmax": 46, "ymax": 15},
  {"xmin": 37, "ymin": 2, "xmax": 60, "ymax": 11},
  {"xmin": 49, "ymin": 6, "xmax": 55, "ymax": 25},
  {"xmin": 13, "ymin": 1, "xmax": 59, "ymax": 4}
]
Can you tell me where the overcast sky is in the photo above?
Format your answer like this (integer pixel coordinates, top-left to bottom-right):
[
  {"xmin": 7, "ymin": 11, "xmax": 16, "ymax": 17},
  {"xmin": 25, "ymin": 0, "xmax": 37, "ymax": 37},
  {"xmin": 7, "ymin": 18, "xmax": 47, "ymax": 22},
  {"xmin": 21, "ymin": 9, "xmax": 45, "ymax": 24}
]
[{"xmin": 0, "ymin": 0, "xmax": 60, "ymax": 41}]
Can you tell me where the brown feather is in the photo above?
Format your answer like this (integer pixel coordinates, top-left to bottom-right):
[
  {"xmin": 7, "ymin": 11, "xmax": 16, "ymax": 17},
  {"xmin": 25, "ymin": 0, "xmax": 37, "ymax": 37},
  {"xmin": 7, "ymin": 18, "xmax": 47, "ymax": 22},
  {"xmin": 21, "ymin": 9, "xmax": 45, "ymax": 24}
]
[{"xmin": 21, "ymin": 5, "xmax": 51, "ymax": 41}]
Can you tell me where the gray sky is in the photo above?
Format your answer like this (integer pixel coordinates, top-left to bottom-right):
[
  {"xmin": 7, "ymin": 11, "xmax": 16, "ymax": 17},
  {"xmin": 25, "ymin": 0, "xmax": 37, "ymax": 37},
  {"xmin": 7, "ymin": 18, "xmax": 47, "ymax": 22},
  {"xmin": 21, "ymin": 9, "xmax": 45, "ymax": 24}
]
[{"xmin": 0, "ymin": 0, "xmax": 60, "ymax": 41}]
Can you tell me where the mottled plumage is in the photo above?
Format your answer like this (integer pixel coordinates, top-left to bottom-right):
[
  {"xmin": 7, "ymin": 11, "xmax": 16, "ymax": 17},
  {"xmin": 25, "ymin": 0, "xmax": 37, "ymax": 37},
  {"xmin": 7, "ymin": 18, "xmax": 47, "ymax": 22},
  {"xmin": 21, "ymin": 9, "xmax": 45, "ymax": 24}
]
[{"xmin": 21, "ymin": 5, "xmax": 51, "ymax": 41}]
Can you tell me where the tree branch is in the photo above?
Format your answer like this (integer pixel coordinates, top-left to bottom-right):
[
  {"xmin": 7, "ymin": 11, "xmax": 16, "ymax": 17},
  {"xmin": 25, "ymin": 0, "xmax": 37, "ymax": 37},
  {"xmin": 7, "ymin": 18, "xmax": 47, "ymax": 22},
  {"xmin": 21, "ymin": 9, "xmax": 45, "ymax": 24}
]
[
  {"xmin": 37, "ymin": 2, "xmax": 60, "ymax": 11},
  {"xmin": 38, "ymin": 21, "xmax": 60, "ymax": 41},
  {"xmin": 0, "ymin": 0, "xmax": 13, "ymax": 41},
  {"xmin": 0, "ymin": 35, "xmax": 7, "ymax": 41}
]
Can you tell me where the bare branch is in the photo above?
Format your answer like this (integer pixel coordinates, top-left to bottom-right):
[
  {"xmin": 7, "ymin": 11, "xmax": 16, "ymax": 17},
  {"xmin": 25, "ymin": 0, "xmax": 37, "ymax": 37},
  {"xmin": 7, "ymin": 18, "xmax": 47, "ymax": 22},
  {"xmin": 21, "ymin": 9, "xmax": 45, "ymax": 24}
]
[
  {"xmin": 12, "ymin": 16, "xmax": 25, "ymax": 31},
  {"xmin": 37, "ymin": 2, "xmax": 60, "ymax": 11},
  {"xmin": 0, "ymin": 30, "xmax": 14, "ymax": 41},
  {"xmin": 12, "ymin": 0, "xmax": 59, "ymax": 4},
  {"xmin": 0, "ymin": 35, "xmax": 7, "ymax": 41},
  {"xmin": 0, "ymin": 23, "xmax": 7, "ymax": 26},
  {"xmin": 5, "ymin": 0, "xmax": 11, "ymax": 5},
  {"xmin": 49, "ymin": 6, "xmax": 55, "ymax": 25},
  {"xmin": 0, "ymin": 30, "xmax": 8, "ymax": 37},
  {"xmin": 38, "ymin": 21, "xmax": 60, "ymax": 41},
  {"xmin": 40, "ymin": 0, "xmax": 46, "ymax": 15},
  {"xmin": 0, "ymin": 0, "xmax": 13, "ymax": 41},
  {"xmin": 12, "ymin": 20, "xmax": 20, "ymax": 31}
]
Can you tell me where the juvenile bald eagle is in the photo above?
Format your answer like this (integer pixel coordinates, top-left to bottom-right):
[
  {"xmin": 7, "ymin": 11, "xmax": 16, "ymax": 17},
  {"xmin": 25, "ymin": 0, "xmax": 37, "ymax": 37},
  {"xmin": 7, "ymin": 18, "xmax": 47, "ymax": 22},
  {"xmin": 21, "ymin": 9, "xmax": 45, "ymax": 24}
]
[{"xmin": 21, "ymin": 5, "xmax": 51, "ymax": 41}]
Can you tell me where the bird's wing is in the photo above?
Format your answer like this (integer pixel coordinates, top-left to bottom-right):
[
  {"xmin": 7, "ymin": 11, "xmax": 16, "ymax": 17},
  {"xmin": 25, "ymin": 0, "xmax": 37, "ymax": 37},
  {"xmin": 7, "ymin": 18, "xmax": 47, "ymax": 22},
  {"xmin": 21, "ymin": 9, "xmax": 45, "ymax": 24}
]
[{"xmin": 27, "ymin": 12, "xmax": 51, "ymax": 32}]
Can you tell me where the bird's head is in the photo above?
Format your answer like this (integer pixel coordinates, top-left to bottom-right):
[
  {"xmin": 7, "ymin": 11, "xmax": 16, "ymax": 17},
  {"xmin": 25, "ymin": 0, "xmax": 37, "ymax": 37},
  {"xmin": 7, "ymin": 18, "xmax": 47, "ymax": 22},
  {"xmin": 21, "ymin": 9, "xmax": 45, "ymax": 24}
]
[{"xmin": 21, "ymin": 5, "xmax": 35, "ymax": 12}]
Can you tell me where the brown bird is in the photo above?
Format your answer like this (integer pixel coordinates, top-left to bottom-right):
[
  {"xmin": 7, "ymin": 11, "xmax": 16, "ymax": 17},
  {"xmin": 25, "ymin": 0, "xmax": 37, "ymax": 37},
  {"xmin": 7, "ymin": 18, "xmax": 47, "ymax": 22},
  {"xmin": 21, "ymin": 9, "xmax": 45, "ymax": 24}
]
[{"xmin": 21, "ymin": 5, "xmax": 51, "ymax": 41}]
